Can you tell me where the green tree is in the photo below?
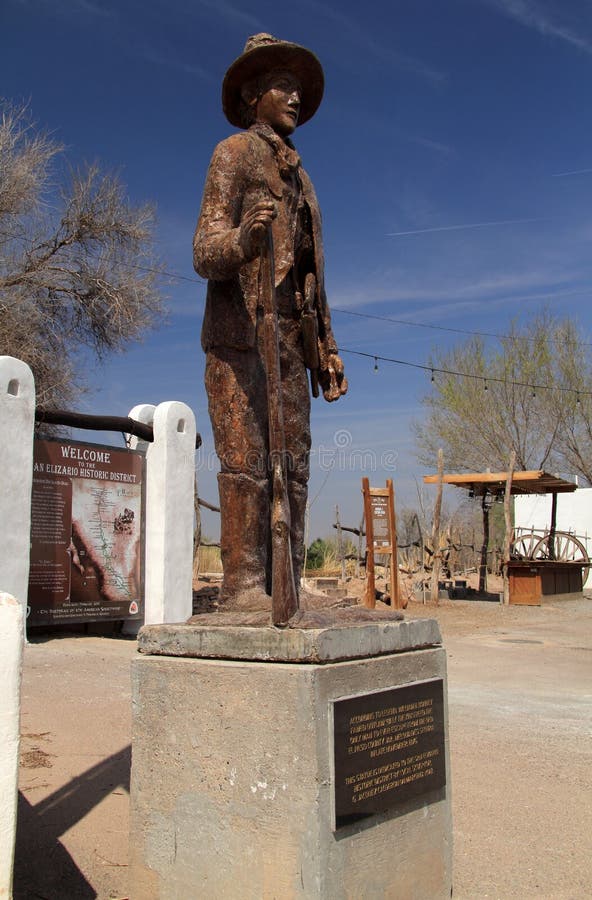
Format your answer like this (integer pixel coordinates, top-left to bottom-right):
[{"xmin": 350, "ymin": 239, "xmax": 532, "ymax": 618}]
[
  {"xmin": 305, "ymin": 537, "xmax": 332, "ymax": 572},
  {"xmin": 0, "ymin": 103, "xmax": 164, "ymax": 407}
]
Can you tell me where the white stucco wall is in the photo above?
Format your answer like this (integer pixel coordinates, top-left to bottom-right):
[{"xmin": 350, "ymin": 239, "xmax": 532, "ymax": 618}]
[
  {"xmin": 0, "ymin": 357, "xmax": 35, "ymax": 616},
  {"xmin": 0, "ymin": 592, "xmax": 24, "ymax": 899},
  {"xmin": 514, "ymin": 488, "xmax": 592, "ymax": 587}
]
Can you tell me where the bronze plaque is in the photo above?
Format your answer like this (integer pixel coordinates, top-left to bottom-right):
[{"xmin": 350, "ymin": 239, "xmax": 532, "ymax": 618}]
[
  {"xmin": 332, "ymin": 679, "xmax": 445, "ymax": 829},
  {"xmin": 28, "ymin": 438, "xmax": 145, "ymax": 627}
]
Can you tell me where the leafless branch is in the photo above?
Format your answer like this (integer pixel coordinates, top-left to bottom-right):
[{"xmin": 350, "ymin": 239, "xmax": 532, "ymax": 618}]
[{"xmin": 0, "ymin": 102, "xmax": 165, "ymax": 407}]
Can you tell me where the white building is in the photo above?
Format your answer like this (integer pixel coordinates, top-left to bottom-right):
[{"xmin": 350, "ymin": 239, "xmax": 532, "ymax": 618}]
[{"xmin": 514, "ymin": 487, "xmax": 592, "ymax": 588}]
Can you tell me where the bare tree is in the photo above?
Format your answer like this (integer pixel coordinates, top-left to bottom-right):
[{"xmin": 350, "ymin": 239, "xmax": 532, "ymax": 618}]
[
  {"xmin": 548, "ymin": 319, "xmax": 592, "ymax": 485},
  {"xmin": 0, "ymin": 103, "xmax": 164, "ymax": 407},
  {"xmin": 414, "ymin": 313, "xmax": 587, "ymax": 475}
]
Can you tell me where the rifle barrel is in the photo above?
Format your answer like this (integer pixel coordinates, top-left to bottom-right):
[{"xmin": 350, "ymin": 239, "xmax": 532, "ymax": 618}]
[{"xmin": 260, "ymin": 228, "xmax": 298, "ymax": 625}]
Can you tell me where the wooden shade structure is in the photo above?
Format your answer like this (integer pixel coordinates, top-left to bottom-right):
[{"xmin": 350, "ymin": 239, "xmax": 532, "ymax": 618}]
[
  {"xmin": 422, "ymin": 469, "xmax": 579, "ymax": 604},
  {"xmin": 422, "ymin": 470, "xmax": 577, "ymax": 497}
]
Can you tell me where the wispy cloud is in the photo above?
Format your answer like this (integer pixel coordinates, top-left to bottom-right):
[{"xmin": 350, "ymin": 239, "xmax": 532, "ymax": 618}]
[
  {"xmin": 12, "ymin": 0, "xmax": 115, "ymax": 16},
  {"xmin": 191, "ymin": 0, "xmax": 263, "ymax": 32},
  {"xmin": 331, "ymin": 259, "xmax": 590, "ymax": 311},
  {"xmin": 481, "ymin": 0, "xmax": 592, "ymax": 54},
  {"xmin": 300, "ymin": 0, "xmax": 446, "ymax": 85},
  {"xmin": 9, "ymin": 0, "xmax": 256, "ymax": 75},
  {"xmin": 331, "ymin": 105, "xmax": 454, "ymax": 157},
  {"xmin": 387, "ymin": 217, "xmax": 546, "ymax": 237},
  {"xmin": 407, "ymin": 134, "xmax": 455, "ymax": 156},
  {"xmin": 552, "ymin": 167, "xmax": 592, "ymax": 177},
  {"xmin": 402, "ymin": 286, "xmax": 592, "ymax": 323},
  {"xmin": 138, "ymin": 44, "xmax": 213, "ymax": 81}
]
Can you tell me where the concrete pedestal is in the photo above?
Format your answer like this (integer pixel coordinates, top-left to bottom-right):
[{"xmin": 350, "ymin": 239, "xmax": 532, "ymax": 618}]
[{"xmin": 130, "ymin": 617, "xmax": 452, "ymax": 899}]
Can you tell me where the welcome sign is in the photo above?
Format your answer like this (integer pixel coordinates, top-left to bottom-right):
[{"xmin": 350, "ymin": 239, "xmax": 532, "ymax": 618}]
[{"xmin": 28, "ymin": 438, "xmax": 145, "ymax": 626}]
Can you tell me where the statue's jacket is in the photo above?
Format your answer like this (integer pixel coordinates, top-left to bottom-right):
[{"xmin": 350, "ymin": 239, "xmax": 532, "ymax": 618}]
[{"xmin": 194, "ymin": 128, "xmax": 338, "ymax": 356}]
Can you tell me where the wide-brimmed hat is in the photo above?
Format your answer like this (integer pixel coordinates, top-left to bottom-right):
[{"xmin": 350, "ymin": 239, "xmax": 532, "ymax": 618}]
[{"xmin": 222, "ymin": 33, "xmax": 324, "ymax": 129}]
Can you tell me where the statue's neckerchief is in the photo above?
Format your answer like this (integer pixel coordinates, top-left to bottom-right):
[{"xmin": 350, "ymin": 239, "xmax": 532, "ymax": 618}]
[{"xmin": 249, "ymin": 123, "xmax": 301, "ymax": 179}]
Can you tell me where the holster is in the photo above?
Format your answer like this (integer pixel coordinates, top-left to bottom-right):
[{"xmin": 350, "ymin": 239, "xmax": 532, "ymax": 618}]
[{"xmin": 299, "ymin": 272, "xmax": 320, "ymax": 397}]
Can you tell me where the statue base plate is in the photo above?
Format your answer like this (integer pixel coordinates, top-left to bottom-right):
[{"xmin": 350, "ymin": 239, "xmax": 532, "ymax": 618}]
[{"xmin": 138, "ymin": 609, "xmax": 440, "ymax": 663}]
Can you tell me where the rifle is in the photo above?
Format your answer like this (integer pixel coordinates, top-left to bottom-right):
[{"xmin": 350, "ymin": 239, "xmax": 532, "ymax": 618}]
[{"xmin": 260, "ymin": 227, "xmax": 299, "ymax": 625}]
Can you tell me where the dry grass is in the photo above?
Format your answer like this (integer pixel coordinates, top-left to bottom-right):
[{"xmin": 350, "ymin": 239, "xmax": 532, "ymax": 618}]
[
  {"xmin": 306, "ymin": 558, "xmax": 362, "ymax": 579},
  {"xmin": 197, "ymin": 544, "xmax": 222, "ymax": 574}
]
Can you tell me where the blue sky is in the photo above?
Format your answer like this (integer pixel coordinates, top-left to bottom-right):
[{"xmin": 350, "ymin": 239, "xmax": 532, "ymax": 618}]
[{"xmin": 3, "ymin": 0, "xmax": 592, "ymax": 540}]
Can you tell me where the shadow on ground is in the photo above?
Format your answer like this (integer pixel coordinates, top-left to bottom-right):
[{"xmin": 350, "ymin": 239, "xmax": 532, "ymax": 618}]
[{"xmin": 14, "ymin": 744, "xmax": 131, "ymax": 900}]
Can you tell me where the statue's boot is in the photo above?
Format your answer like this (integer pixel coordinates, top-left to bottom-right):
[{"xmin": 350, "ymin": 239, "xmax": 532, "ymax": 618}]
[{"xmin": 217, "ymin": 473, "xmax": 271, "ymax": 611}]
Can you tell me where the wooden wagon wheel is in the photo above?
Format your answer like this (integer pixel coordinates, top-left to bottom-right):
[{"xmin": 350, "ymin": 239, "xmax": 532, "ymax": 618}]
[
  {"xmin": 531, "ymin": 531, "xmax": 591, "ymax": 576},
  {"xmin": 510, "ymin": 531, "xmax": 543, "ymax": 560}
]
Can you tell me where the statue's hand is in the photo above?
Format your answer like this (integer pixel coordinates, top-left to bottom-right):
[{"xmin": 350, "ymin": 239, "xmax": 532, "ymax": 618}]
[
  {"xmin": 239, "ymin": 200, "xmax": 276, "ymax": 259},
  {"xmin": 319, "ymin": 352, "xmax": 348, "ymax": 402}
]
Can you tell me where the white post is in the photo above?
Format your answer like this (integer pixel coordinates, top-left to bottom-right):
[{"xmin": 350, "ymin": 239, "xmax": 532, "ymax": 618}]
[
  {"xmin": 0, "ymin": 357, "xmax": 35, "ymax": 634},
  {"xmin": 122, "ymin": 405, "xmax": 156, "ymax": 636},
  {"xmin": 127, "ymin": 404, "xmax": 156, "ymax": 452},
  {"xmin": 0, "ymin": 592, "xmax": 25, "ymax": 899},
  {"xmin": 127, "ymin": 402, "xmax": 196, "ymax": 625}
]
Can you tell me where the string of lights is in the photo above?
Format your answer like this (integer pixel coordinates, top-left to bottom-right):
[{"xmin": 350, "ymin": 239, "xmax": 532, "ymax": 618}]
[
  {"xmin": 338, "ymin": 347, "xmax": 591, "ymax": 399},
  {"xmin": 119, "ymin": 262, "xmax": 592, "ymax": 397}
]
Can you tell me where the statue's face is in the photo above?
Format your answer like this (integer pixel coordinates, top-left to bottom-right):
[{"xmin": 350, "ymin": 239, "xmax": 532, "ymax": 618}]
[{"xmin": 255, "ymin": 71, "xmax": 301, "ymax": 137}]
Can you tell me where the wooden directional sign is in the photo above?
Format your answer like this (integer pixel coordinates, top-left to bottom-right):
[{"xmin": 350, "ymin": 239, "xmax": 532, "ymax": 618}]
[{"xmin": 362, "ymin": 478, "xmax": 401, "ymax": 609}]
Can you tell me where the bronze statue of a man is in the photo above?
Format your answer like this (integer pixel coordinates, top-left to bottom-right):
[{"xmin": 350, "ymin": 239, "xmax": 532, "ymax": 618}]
[{"xmin": 193, "ymin": 33, "xmax": 347, "ymax": 612}]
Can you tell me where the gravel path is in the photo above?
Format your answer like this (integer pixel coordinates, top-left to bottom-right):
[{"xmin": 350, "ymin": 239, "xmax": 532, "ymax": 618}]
[{"xmin": 14, "ymin": 594, "xmax": 592, "ymax": 899}]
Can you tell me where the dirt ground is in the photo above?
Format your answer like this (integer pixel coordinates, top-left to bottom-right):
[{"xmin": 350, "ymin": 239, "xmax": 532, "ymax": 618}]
[{"xmin": 14, "ymin": 591, "xmax": 592, "ymax": 899}]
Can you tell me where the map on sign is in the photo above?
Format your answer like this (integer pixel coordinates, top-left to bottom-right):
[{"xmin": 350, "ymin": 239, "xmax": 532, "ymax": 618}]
[{"xmin": 71, "ymin": 481, "xmax": 142, "ymax": 604}]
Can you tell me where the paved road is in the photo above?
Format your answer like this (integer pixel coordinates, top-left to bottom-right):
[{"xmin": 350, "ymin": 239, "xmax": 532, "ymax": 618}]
[{"xmin": 14, "ymin": 596, "xmax": 592, "ymax": 899}]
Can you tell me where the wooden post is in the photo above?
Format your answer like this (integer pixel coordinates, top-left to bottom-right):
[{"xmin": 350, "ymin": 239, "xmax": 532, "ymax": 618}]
[
  {"xmin": 479, "ymin": 493, "xmax": 490, "ymax": 594},
  {"xmin": 362, "ymin": 477, "xmax": 375, "ymax": 608},
  {"xmin": 192, "ymin": 473, "xmax": 201, "ymax": 585},
  {"xmin": 414, "ymin": 512, "xmax": 427, "ymax": 604},
  {"xmin": 549, "ymin": 491, "xmax": 558, "ymax": 560},
  {"xmin": 502, "ymin": 451, "xmax": 516, "ymax": 605},
  {"xmin": 386, "ymin": 479, "xmax": 401, "ymax": 608},
  {"xmin": 335, "ymin": 504, "xmax": 346, "ymax": 581},
  {"xmin": 430, "ymin": 449, "xmax": 444, "ymax": 604},
  {"xmin": 303, "ymin": 502, "xmax": 310, "ymax": 581},
  {"xmin": 356, "ymin": 516, "xmax": 364, "ymax": 579}
]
